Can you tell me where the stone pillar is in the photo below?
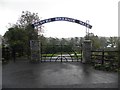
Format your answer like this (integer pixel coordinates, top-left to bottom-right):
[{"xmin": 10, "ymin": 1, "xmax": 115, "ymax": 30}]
[
  {"xmin": 30, "ymin": 40, "xmax": 40, "ymax": 62},
  {"xmin": 82, "ymin": 40, "xmax": 92, "ymax": 64}
]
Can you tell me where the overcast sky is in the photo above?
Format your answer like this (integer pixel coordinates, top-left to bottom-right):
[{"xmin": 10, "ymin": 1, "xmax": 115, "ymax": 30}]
[{"xmin": 0, "ymin": 0, "xmax": 119, "ymax": 38}]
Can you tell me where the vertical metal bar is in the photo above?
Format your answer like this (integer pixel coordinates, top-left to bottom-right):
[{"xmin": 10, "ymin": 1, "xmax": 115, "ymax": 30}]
[
  {"xmin": 76, "ymin": 52, "xmax": 79, "ymax": 62},
  {"xmin": 44, "ymin": 52, "xmax": 47, "ymax": 62},
  {"xmin": 86, "ymin": 20, "xmax": 90, "ymax": 39},
  {"xmin": 81, "ymin": 49, "xmax": 82, "ymax": 62},
  {"xmin": 50, "ymin": 53, "xmax": 55, "ymax": 62},
  {"xmin": 68, "ymin": 52, "xmax": 73, "ymax": 62},
  {"xmin": 72, "ymin": 50, "xmax": 73, "ymax": 62},
  {"xmin": 50, "ymin": 45, "xmax": 54, "ymax": 62},
  {"xmin": 44, "ymin": 46, "xmax": 47, "ymax": 62},
  {"xmin": 73, "ymin": 51, "xmax": 78, "ymax": 62},
  {"xmin": 38, "ymin": 40, "xmax": 40, "ymax": 63},
  {"xmin": 61, "ymin": 44, "xmax": 62, "ymax": 62},
  {"xmin": 30, "ymin": 40, "xmax": 32, "ymax": 62},
  {"xmin": 81, "ymin": 44, "xmax": 83, "ymax": 63},
  {"xmin": 40, "ymin": 42, "xmax": 42, "ymax": 62},
  {"xmin": 55, "ymin": 56, "xmax": 60, "ymax": 62},
  {"xmin": 63, "ymin": 56, "xmax": 68, "ymax": 62}
]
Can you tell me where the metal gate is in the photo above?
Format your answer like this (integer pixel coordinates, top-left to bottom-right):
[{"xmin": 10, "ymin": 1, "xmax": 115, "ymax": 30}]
[{"xmin": 40, "ymin": 44, "xmax": 83, "ymax": 62}]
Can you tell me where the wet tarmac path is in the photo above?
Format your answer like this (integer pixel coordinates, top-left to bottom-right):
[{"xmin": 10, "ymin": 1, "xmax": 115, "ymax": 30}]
[{"xmin": 2, "ymin": 61, "xmax": 118, "ymax": 88}]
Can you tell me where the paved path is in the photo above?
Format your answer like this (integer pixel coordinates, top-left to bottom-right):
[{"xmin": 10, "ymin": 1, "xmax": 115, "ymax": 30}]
[{"xmin": 2, "ymin": 61, "xmax": 118, "ymax": 88}]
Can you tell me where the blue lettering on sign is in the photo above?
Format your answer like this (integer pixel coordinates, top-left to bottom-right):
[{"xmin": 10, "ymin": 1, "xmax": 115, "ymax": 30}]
[{"xmin": 32, "ymin": 17, "xmax": 92, "ymax": 29}]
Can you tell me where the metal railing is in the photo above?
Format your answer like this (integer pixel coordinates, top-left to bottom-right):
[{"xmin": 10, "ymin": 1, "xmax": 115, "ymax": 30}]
[{"xmin": 40, "ymin": 44, "xmax": 82, "ymax": 62}]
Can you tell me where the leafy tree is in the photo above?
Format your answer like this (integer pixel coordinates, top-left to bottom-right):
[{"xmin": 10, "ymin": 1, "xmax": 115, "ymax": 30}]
[
  {"xmin": 17, "ymin": 11, "xmax": 43, "ymax": 41},
  {"xmin": 4, "ymin": 26, "xmax": 28, "ymax": 56},
  {"xmin": 4, "ymin": 11, "xmax": 42, "ymax": 57},
  {"xmin": 89, "ymin": 34, "xmax": 101, "ymax": 50},
  {"xmin": 99, "ymin": 37, "xmax": 107, "ymax": 49},
  {"xmin": 17, "ymin": 11, "xmax": 40, "ymax": 28},
  {"xmin": 74, "ymin": 37, "xmax": 79, "ymax": 45},
  {"xmin": 69, "ymin": 38, "xmax": 74, "ymax": 48},
  {"xmin": 61, "ymin": 38, "xmax": 68, "ymax": 45}
]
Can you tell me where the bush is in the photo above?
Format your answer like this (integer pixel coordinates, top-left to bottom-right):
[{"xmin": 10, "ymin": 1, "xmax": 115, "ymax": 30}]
[{"xmin": 94, "ymin": 63, "xmax": 119, "ymax": 72}]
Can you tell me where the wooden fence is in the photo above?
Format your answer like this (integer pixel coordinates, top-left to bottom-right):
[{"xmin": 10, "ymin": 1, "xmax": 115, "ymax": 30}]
[{"xmin": 91, "ymin": 50, "xmax": 118, "ymax": 68}]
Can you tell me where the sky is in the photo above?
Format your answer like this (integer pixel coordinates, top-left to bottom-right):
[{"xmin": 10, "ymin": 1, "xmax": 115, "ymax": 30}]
[{"xmin": 0, "ymin": 0, "xmax": 119, "ymax": 38}]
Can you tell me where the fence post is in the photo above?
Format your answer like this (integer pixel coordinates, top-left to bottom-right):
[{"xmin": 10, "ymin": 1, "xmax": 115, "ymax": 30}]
[{"xmin": 101, "ymin": 50, "xmax": 104, "ymax": 65}]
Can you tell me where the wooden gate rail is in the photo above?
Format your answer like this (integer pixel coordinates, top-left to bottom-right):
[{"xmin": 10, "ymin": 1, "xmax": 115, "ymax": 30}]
[{"xmin": 91, "ymin": 50, "xmax": 118, "ymax": 67}]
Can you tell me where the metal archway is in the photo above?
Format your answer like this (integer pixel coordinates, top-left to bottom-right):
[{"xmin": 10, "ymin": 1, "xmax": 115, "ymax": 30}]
[
  {"xmin": 31, "ymin": 17, "xmax": 92, "ymax": 29},
  {"xmin": 30, "ymin": 17, "xmax": 92, "ymax": 62}
]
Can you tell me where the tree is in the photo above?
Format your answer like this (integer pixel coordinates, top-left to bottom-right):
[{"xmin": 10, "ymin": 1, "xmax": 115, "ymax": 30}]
[
  {"xmin": 4, "ymin": 11, "xmax": 42, "ymax": 57},
  {"xmin": 4, "ymin": 26, "xmax": 28, "ymax": 56},
  {"xmin": 17, "ymin": 11, "xmax": 40, "ymax": 28},
  {"xmin": 17, "ymin": 11, "xmax": 43, "ymax": 40},
  {"xmin": 99, "ymin": 37, "xmax": 107, "ymax": 49},
  {"xmin": 89, "ymin": 34, "xmax": 101, "ymax": 50}
]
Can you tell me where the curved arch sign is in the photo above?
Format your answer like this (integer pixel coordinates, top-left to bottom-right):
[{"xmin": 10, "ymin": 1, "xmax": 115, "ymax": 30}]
[{"xmin": 32, "ymin": 17, "xmax": 92, "ymax": 29}]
